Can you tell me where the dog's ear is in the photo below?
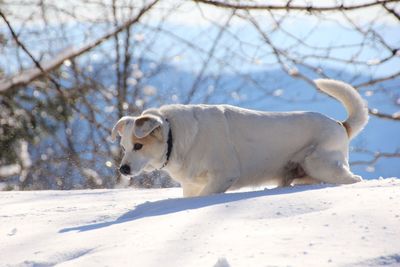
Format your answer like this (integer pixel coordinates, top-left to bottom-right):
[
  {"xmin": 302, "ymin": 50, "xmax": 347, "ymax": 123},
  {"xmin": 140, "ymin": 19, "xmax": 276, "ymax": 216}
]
[
  {"xmin": 133, "ymin": 114, "xmax": 162, "ymax": 139},
  {"xmin": 111, "ymin": 117, "xmax": 133, "ymax": 142}
]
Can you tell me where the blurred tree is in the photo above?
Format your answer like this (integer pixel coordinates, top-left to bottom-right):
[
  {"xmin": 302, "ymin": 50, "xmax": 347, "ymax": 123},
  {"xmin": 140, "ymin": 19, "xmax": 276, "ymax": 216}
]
[{"xmin": 0, "ymin": 0, "xmax": 399, "ymax": 190}]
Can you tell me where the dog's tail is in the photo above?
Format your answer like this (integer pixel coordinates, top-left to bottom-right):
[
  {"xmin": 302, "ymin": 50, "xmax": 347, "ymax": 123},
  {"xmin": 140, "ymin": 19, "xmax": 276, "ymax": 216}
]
[{"xmin": 314, "ymin": 79, "xmax": 369, "ymax": 139}]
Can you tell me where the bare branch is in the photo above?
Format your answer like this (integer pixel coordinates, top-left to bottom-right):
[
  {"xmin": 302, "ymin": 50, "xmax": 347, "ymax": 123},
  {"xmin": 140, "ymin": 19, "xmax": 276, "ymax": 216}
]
[
  {"xmin": 193, "ymin": 0, "xmax": 399, "ymax": 12},
  {"xmin": 351, "ymin": 149, "xmax": 400, "ymax": 166},
  {"xmin": 369, "ymin": 108, "xmax": 400, "ymax": 120},
  {"xmin": 0, "ymin": 9, "xmax": 60, "ymax": 89},
  {"xmin": 184, "ymin": 10, "xmax": 235, "ymax": 104},
  {"xmin": 355, "ymin": 70, "xmax": 400, "ymax": 88},
  {"xmin": 0, "ymin": 0, "xmax": 159, "ymax": 94},
  {"xmin": 384, "ymin": 3, "xmax": 400, "ymax": 21}
]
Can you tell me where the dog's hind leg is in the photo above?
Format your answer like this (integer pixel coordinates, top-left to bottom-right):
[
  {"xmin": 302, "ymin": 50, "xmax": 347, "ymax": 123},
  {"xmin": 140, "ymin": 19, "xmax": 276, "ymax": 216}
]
[
  {"xmin": 282, "ymin": 160, "xmax": 319, "ymax": 186},
  {"xmin": 302, "ymin": 149, "xmax": 362, "ymax": 184}
]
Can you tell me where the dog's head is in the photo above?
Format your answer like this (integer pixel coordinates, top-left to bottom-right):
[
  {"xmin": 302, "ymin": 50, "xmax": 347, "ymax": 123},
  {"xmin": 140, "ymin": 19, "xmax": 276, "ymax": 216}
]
[{"xmin": 111, "ymin": 114, "xmax": 167, "ymax": 176}]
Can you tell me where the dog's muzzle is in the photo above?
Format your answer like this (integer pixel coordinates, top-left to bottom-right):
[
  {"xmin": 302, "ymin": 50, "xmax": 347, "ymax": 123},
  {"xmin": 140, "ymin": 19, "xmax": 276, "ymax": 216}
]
[{"xmin": 119, "ymin": 164, "xmax": 131, "ymax": 175}]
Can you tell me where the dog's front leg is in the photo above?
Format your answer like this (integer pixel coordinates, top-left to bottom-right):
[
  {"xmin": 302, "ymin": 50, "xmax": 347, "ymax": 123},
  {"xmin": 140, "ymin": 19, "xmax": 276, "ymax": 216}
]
[
  {"xmin": 198, "ymin": 176, "xmax": 238, "ymax": 196},
  {"xmin": 181, "ymin": 182, "xmax": 202, "ymax": 197}
]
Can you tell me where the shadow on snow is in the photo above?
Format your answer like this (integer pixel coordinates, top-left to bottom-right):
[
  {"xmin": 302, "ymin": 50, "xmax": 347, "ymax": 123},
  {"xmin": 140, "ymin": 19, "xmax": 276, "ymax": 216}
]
[
  {"xmin": 349, "ymin": 253, "xmax": 400, "ymax": 266},
  {"xmin": 59, "ymin": 184, "xmax": 332, "ymax": 233}
]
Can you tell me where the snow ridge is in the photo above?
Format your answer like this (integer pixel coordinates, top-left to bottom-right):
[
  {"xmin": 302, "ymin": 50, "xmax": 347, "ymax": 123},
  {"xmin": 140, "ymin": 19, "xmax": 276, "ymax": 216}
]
[{"xmin": 1, "ymin": 178, "xmax": 399, "ymax": 267}]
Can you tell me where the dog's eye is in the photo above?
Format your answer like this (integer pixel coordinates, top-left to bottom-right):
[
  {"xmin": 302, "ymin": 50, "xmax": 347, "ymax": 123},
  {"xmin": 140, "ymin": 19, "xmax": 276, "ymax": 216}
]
[{"xmin": 133, "ymin": 143, "xmax": 143, "ymax": 151}]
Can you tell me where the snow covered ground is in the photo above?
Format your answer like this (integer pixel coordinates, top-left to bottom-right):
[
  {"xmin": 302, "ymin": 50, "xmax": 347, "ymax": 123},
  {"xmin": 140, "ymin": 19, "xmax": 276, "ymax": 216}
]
[{"xmin": 1, "ymin": 178, "xmax": 400, "ymax": 267}]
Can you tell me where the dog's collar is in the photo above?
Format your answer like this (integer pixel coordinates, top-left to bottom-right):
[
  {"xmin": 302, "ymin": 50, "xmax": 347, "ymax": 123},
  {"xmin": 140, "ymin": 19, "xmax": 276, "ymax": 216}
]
[{"xmin": 161, "ymin": 119, "xmax": 173, "ymax": 169}]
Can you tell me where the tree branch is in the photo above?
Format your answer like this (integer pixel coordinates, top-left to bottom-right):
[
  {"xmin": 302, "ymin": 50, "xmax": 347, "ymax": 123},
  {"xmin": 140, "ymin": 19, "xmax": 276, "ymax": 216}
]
[
  {"xmin": 193, "ymin": 0, "xmax": 399, "ymax": 12},
  {"xmin": 0, "ymin": 0, "xmax": 159, "ymax": 94},
  {"xmin": 383, "ymin": 3, "xmax": 400, "ymax": 21},
  {"xmin": 351, "ymin": 149, "xmax": 400, "ymax": 166},
  {"xmin": 0, "ymin": 9, "xmax": 61, "ymax": 89},
  {"xmin": 369, "ymin": 108, "xmax": 400, "ymax": 120}
]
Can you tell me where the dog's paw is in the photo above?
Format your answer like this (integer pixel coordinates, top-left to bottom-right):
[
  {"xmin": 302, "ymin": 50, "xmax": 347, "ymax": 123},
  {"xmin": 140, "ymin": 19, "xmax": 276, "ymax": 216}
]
[{"xmin": 352, "ymin": 175, "xmax": 363, "ymax": 182}]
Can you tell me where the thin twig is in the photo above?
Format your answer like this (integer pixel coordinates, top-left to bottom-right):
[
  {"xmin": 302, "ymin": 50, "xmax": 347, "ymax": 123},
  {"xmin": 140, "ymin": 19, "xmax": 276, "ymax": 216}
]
[{"xmin": 0, "ymin": 0, "xmax": 159, "ymax": 93}]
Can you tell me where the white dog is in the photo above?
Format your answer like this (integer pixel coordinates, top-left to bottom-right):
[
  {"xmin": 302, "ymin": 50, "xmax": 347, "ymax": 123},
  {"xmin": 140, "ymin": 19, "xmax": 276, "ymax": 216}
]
[{"xmin": 111, "ymin": 79, "xmax": 368, "ymax": 197}]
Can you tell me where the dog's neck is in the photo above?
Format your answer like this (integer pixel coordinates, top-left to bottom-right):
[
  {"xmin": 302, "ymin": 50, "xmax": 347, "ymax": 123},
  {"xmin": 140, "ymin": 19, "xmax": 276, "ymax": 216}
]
[{"xmin": 161, "ymin": 119, "xmax": 173, "ymax": 169}]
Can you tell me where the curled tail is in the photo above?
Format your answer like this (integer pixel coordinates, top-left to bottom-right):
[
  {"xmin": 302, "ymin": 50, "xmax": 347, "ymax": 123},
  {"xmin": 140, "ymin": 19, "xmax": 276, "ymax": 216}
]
[{"xmin": 314, "ymin": 79, "xmax": 369, "ymax": 139}]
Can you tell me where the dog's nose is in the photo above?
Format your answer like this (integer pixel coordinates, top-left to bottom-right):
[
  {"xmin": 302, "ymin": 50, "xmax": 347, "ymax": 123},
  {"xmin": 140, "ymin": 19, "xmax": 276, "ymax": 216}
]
[{"xmin": 119, "ymin": 164, "xmax": 131, "ymax": 175}]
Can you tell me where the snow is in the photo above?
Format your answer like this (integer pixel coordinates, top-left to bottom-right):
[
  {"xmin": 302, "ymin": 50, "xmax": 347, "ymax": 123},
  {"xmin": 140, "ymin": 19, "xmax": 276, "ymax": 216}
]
[{"xmin": 1, "ymin": 178, "xmax": 400, "ymax": 267}]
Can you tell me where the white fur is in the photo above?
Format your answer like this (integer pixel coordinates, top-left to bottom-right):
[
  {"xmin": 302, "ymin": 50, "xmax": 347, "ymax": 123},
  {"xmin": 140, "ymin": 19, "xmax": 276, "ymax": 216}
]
[
  {"xmin": 112, "ymin": 79, "xmax": 369, "ymax": 197},
  {"xmin": 314, "ymin": 79, "xmax": 369, "ymax": 139}
]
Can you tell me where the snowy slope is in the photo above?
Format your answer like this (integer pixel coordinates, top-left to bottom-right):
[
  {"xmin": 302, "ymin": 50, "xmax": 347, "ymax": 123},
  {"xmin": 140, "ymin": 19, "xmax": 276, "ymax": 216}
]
[{"xmin": 1, "ymin": 178, "xmax": 400, "ymax": 267}]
